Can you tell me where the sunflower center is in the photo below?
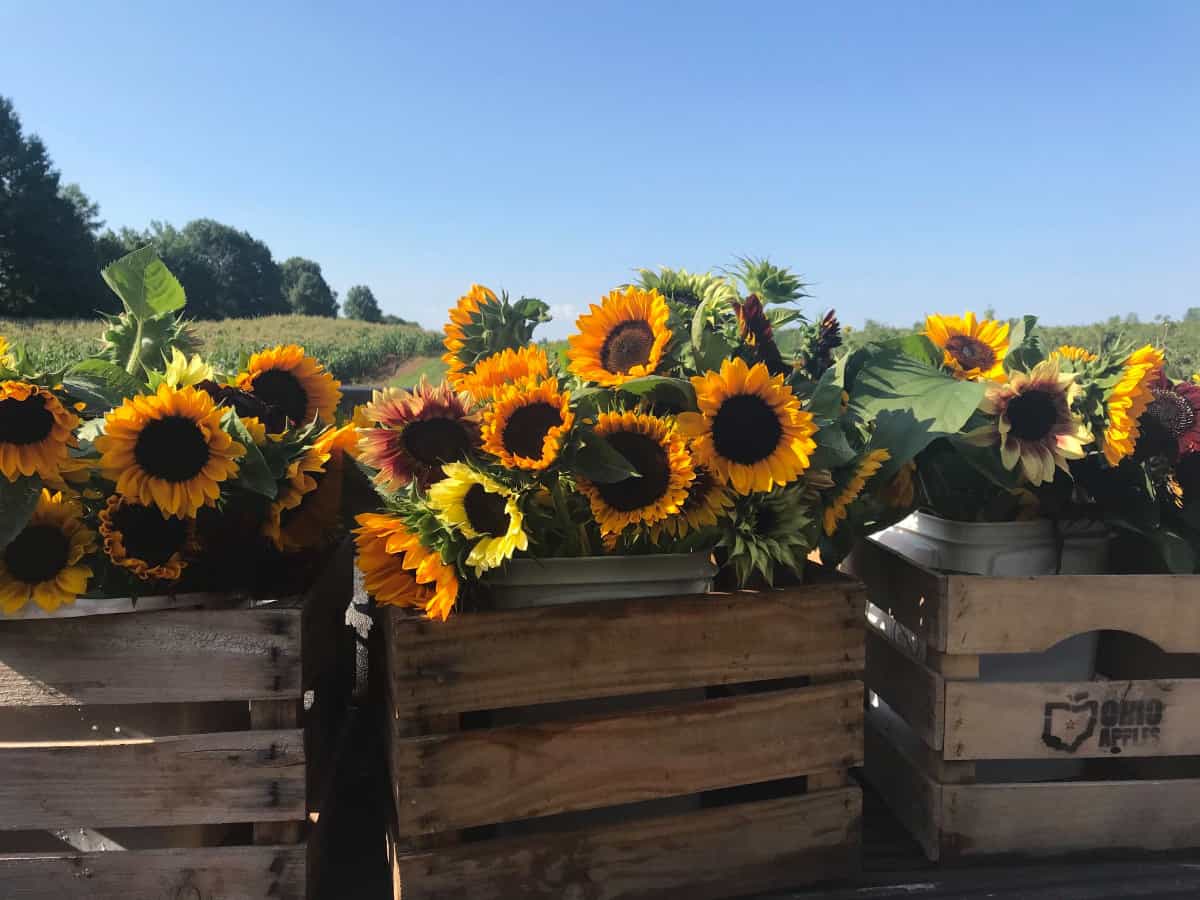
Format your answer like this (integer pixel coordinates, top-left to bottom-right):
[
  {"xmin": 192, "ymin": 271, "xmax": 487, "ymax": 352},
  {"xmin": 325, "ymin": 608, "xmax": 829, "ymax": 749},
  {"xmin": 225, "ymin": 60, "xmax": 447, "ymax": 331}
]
[
  {"xmin": 1148, "ymin": 388, "xmax": 1196, "ymax": 438},
  {"xmin": 502, "ymin": 402, "xmax": 562, "ymax": 459},
  {"xmin": 112, "ymin": 502, "xmax": 188, "ymax": 567},
  {"xmin": 711, "ymin": 394, "xmax": 783, "ymax": 465},
  {"xmin": 463, "ymin": 482, "xmax": 510, "ymax": 536},
  {"xmin": 250, "ymin": 369, "xmax": 309, "ymax": 424},
  {"xmin": 600, "ymin": 321, "xmax": 655, "ymax": 374},
  {"xmin": 595, "ymin": 432, "xmax": 670, "ymax": 512},
  {"xmin": 5, "ymin": 525, "xmax": 69, "ymax": 585},
  {"xmin": 134, "ymin": 416, "xmax": 211, "ymax": 483},
  {"xmin": 0, "ymin": 393, "xmax": 54, "ymax": 446},
  {"xmin": 403, "ymin": 418, "xmax": 472, "ymax": 466},
  {"xmin": 944, "ymin": 335, "xmax": 996, "ymax": 371},
  {"xmin": 1006, "ymin": 389, "xmax": 1058, "ymax": 441}
]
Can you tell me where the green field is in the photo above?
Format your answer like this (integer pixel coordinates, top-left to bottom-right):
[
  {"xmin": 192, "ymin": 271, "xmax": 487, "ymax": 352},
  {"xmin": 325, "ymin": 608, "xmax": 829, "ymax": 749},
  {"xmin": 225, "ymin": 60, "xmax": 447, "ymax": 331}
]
[{"xmin": 1, "ymin": 316, "xmax": 443, "ymax": 383}]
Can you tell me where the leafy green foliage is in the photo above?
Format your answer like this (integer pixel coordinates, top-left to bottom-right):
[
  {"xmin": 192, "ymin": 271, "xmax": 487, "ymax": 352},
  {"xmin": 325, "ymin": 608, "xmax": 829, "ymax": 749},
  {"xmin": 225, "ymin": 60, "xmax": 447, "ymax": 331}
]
[
  {"xmin": 849, "ymin": 351, "xmax": 988, "ymax": 434},
  {"xmin": 0, "ymin": 476, "xmax": 42, "ymax": 549},
  {"xmin": 222, "ymin": 411, "xmax": 277, "ymax": 498},
  {"xmin": 728, "ymin": 256, "xmax": 809, "ymax": 305},
  {"xmin": 101, "ymin": 244, "xmax": 186, "ymax": 320},
  {"xmin": 281, "ymin": 257, "xmax": 338, "ymax": 318},
  {"xmin": 62, "ymin": 359, "xmax": 145, "ymax": 410},
  {"xmin": 343, "ymin": 284, "xmax": 383, "ymax": 323}
]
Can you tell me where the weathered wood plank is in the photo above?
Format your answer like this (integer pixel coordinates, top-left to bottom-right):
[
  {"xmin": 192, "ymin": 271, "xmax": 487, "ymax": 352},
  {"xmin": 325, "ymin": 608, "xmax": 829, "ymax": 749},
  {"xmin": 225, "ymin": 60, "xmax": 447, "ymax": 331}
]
[
  {"xmin": 945, "ymin": 678, "xmax": 1200, "ymax": 761},
  {"xmin": 866, "ymin": 629, "xmax": 944, "ymax": 750},
  {"xmin": 846, "ymin": 539, "xmax": 946, "ymax": 650},
  {"xmin": 0, "ymin": 845, "xmax": 305, "ymax": 899},
  {"xmin": 0, "ymin": 609, "xmax": 302, "ymax": 708},
  {"xmin": 384, "ymin": 584, "xmax": 864, "ymax": 717},
  {"xmin": 942, "ymin": 778, "xmax": 1200, "ymax": 858},
  {"xmin": 391, "ymin": 682, "xmax": 863, "ymax": 835},
  {"xmin": 392, "ymin": 788, "xmax": 861, "ymax": 900},
  {"xmin": 250, "ymin": 701, "xmax": 305, "ymax": 846},
  {"xmin": 0, "ymin": 729, "xmax": 305, "ymax": 830},
  {"xmin": 864, "ymin": 702, "xmax": 943, "ymax": 861}
]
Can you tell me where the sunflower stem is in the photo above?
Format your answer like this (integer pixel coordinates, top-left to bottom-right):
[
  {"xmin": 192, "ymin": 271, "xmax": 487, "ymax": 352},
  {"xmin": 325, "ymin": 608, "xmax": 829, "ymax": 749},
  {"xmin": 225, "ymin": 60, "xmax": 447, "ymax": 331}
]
[
  {"xmin": 125, "ymin": 316, "xmax": 145, "ymax": 376},
  {"xmin": 550, "ymin": 478, "xmax": 580, "ymax": 556}
]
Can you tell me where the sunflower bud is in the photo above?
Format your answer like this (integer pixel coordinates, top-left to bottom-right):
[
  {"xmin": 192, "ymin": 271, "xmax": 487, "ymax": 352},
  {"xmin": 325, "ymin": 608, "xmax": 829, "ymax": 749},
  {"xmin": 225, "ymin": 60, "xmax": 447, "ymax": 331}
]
[{"xmin": 734, "ymin": 294, "xmax": 788, "ymax": 377}]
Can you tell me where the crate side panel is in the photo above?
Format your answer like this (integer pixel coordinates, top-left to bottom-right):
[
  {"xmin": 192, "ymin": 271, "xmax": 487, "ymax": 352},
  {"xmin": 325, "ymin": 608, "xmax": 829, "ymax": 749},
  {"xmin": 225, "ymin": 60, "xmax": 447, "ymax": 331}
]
[
  {"xmin": 392, "ymin": 682, "xmax": 863, "ymax": 836},
  {"xmin": 0, "ymin": 729, "xmax": 305, "ymax": 830},
  {"xmin": 385, "ymin": 585, "xmax": 864, "ymax": 716},
  {"xmin": 392, "ymin": 787, "xmax": 860, "ymax": 900},
  {"xmin": 846, "ymin": 538, "xmax": 946, "ymax": 650},
  {"xmin": 866, "ymin": 629, "xmax": 945, "ymax": 750},
  {"xmin": 864, "ymin": 702, "xmax": 943, "ymax": 862},
  {"xmin": 0, "ymin": 609, "xmax": 302, "ymax": 708}
]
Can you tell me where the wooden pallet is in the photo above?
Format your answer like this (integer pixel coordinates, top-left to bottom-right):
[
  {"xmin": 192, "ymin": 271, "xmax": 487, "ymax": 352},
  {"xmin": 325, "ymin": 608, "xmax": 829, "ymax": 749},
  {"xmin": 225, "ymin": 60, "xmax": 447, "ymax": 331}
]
[
  {"xmin": 0, "ymin": 541, "xmax": 354, "ymax": 900},
  {"xmin": 850, "ymin": 538, "xmax": 1200, "ymax": 862},
  {"xmin": 379, "ymin": 573, "xmax": 866, "ymax": 900}
]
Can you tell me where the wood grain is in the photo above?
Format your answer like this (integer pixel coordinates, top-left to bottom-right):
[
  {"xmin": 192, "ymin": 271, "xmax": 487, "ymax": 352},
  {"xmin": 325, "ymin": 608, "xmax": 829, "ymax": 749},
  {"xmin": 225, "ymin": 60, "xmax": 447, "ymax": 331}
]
[
  {"xmin": 384, "ymin": 583, "xmax": 865, "ymax": 717},
  {"xmin": 391, "ymin": 682, "xmax": 863, "ymax": 835},
  {"xmin": 0, "ymin": 609, "xmax": 301, "ymax": 708},
  {"xmin": 0, "ymin": 729, "xmax": 305, "ymax": 830},
  {"xmin": 391, "ymin": 788, "xmax": 861, "ymax": 900},
  {"xmin": 0, "ymin": 845, "xmax": 305, "ymax": 899},
  {"xmin": 864, "ymin": 702, "xmax": 944, "ymax": 861},
  {"xmin": 250, "ymin": 700, "xmax": 305, "ymax": 846},
  {"xmin": 866, "ymin": 629, "xmax": 944, "ymax": 750},
  {"xmin": 846, "ymin": 538, "xmax": 946, "ymax": 650}
]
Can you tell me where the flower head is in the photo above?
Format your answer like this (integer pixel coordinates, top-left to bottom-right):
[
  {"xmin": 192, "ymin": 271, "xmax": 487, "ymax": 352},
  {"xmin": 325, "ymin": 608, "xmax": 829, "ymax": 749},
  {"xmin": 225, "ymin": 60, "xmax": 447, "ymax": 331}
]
[
  {"xmin": 457, "ymin": 346, "xmax": 550, "ymax": 402},
  {"xmin": 354, "ymin": 513, "xmax": 459, "ymax": 620},
  {"xmin": 1135, "ymin": 374, "xmax": 1200, "ymax": 461},
  {"xmin": 1102, "ymin": 345, "xmax": 1164, "ymax": 466},
  {"xmin": 567, "ymin": 286, "xmax": 672, "ymax": 387},
  {"xmin": 0, "ymin": 381, "xmax": 80, "ymax": 483},
  {"xmin": 824, "ymin": 450, "xmax": 890, "ymax": 536},
  {"xmin": 0, "ymin": 490, "xmax": 95, "ymax": 615},
  {"xmin": 236, "ymin": 344, "xmax": 341, "ymax": 425},
  {"xmin": 162, "ymin": 348, "xmax": 214, "ymax": 388},
  {"xmin": 924, "ymin": 312, "xmax": 1009, "ymax": 382},
  {"xmin": 481, "ymin": 379, "xmax": 574, "ymax": 471},
  {"xmin": 99, "ymin": 495, "xmax": 195, "ymax": 582},
  {"xmin": 428, "ymin": 462, "xmax": 529, "ymax": 576}
]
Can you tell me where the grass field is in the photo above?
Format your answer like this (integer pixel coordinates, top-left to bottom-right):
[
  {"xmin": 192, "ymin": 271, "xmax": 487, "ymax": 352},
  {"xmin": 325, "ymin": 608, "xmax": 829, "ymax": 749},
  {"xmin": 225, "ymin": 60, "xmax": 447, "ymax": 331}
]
[{"xmin": 0, "ymin": 316, "xmax": 443, "ymax": 383}]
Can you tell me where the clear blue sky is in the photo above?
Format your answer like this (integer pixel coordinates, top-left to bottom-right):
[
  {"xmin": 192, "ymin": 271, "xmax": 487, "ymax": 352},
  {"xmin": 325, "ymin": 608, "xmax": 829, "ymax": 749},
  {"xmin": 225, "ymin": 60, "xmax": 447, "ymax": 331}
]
[{"xmin": 4, "ymin": 2, "xmax": 1198, "ymax": 337}]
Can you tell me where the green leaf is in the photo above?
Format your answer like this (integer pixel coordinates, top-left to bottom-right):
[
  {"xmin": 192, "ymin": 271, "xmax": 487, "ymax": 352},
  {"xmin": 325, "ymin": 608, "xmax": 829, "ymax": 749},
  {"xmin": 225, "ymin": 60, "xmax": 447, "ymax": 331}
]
[
  {"xmin": 512, "ymin": 297, "xmax": 551, "ymax": 321},
  {"xmin": 881, "ymin": 334, "xmax": 941, "ymax": 367},
  {"xmin": 806, "ymin": 367, "xmax": 845, "ymax": 422},
  {"xmin": 850, "ymin": 352, "xmax": 987, "ymax": 435},
  {"xmin": 576, "ymin": 434, "xmax": 642, "ymax": 483},
  {"xmin": 0, "ymin": 476, "xmax": 42, "ymax": 549},
  {"xmin": 223, "ymin": 411, "xmax": 277, "ymax": 499},
  {"xmin": 810, "ymin": 423, "xmax": 856, "ymax": 470},
  {"xmin": 101, "ymin": 245, "xmax": 186, "ymax": 319},
  {"xmin": 617, "ymin": 376, "xmax": 696, "ymax": 411},
  {"xmin": 691, "ymin": 297, "xmax": 711, "ymax": 353},
  {"xmin": 62, "ymin": 359, "xmax": 144, "ymax": 408},
  {"xmin": 1008, "ymin": 315, "xmax": 1038, "ymax": 350}
]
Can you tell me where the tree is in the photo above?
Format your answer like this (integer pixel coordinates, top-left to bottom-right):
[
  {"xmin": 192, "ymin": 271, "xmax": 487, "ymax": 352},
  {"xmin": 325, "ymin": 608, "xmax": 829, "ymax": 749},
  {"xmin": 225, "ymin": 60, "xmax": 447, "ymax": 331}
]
[
  {"xmin": 343, "ymin": 284, "xmax": 382, "ymax": 323},
  {"xmin": 280, "ymin": 257, "xmax": 338, "ymax": 317},
  {"xmin": 0, "ymin": 96, "xmax": 112, "ymax": 317},
  {"xmin": 59, "ymin": 183, "xmax": 104, "ymax": 233},
  {"xmin": 1185, "ymin": 307, "xmax": 1200, "ymax": 323}
]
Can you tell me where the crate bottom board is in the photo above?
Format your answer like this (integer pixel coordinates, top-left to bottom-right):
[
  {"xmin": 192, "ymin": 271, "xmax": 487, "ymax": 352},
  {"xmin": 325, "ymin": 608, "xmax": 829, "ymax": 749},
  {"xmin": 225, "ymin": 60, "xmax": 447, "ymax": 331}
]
[
  {"xmin": 389, "ymin": 787, "xmax": 861, "ymax": 900},
  {"xmin": 0, "ymin": 843, "xmax": 305, "ymax": 899},
  {"xmin": 866, "ymin": 705, "xmax": 1200, "ymax": 862}
]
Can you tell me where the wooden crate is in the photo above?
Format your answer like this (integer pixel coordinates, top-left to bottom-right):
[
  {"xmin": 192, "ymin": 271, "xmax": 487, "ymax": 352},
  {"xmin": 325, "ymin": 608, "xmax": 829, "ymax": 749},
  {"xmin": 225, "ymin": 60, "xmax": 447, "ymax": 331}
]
[
  {"xmin": 379, "ymin": 574, "xmax": 866, "ymax": 900},
  {"xmin": 850, "ymin": 537, "xmax": 1200, "ymax": 862},
  {"xmin": 0, "ymin": 542, "xmax": 353, "ymax": 900}
]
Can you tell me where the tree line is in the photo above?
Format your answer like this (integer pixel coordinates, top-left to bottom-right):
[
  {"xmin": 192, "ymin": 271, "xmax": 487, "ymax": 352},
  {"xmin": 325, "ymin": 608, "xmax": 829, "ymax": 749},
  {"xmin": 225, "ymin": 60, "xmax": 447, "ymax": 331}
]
[{"xmin": 0, "ymin": 96, "xmax": 399, "ymax": 323}]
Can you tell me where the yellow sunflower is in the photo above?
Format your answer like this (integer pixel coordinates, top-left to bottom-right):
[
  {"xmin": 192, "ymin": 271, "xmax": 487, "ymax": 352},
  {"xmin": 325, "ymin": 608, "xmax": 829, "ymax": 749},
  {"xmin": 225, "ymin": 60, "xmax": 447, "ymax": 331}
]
[
  {"xmin": 96, "ymin": 384, "xmax": 245, "ymax": 518},
  {"xmin": 262, "ymin": 436, "xmax": 333, "ymax": 549},
  {"xmin": 481, "ymin": 379, "xmax": 574, "ymax": 470},
  {"xmin": 443, "ymin": 284, "xmax": 502, "ymax": 389},
  {"xmin": 1052, "ymin": 345, "xmax": 1099, "ymax": 364},
  {"xmin": 924, "ymin": 312, "xmax": 1009, "ymax": 382},
  {"xmin": 428, "ymin": 462, "xmax": 529, "ymax": 575},
  {"xmin": 651, "ymin": 465, "xmax": 734, "ymax": 541},
  {"xmin": 678, "ymin": 357, "xmax": 816, "ymax": 495},
  {"xmin": 99, "ymin": 495, "xmax": 196, "ymax": 582},
  {"xmin": 0, "ymin": 335, "xmax": 12, "ymax": 368},
  {"xmin": 0, "ymin": 490, "xmax": 95, "ymax": 614},
  {"xmin": 824, "ymin": 449, "xmax": 891, "ymax": 536},
  {"xmin": 273, "ymin": 424, "xmax": 359, "ymax": 552},
  {"xmin": 354, "ymin": 513, "xmax": 459, "ymax": 620},
  {"xmin": 567, "ymin": 286, "xmax": 672, "ymax": 387},
  {"xmin": 0, "ymin": 381, "xmax": 80, "ymax": 483},
  {"xmin": 576, "ymin": 411, "xmax": 695, "ymax": 535},
  {"xmin": 457, "ymin": 345, "xmax": 550, "ymax": 402},
  {"xmin": 162, "ymin": 348, "xmax": 214, "ymax": 388},
  {"xmin": 1102, "ymin": 345, "xmax": 1165, "ymax": 466},
  {"xmin": 236, "ymin": 344, "xmax": 342, "ymax": 425}
]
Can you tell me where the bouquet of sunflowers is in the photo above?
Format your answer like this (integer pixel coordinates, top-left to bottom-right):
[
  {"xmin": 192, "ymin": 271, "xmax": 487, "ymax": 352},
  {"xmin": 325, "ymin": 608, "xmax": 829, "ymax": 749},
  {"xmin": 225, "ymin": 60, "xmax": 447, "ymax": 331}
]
[
  {"xmin": 0, "ymin": 247, "xmax": 357, "ymax": 616},
  {"xmin": 353, "ymin": 259, "xmax": 976, "ymax": 620}
]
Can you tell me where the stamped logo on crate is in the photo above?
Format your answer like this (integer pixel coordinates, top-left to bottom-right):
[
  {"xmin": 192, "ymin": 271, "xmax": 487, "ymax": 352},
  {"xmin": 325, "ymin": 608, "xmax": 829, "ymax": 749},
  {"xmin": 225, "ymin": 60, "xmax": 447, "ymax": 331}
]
[{"xmin": 1042, "ymin": 689, "xmax": 1164, "ymax": 754}]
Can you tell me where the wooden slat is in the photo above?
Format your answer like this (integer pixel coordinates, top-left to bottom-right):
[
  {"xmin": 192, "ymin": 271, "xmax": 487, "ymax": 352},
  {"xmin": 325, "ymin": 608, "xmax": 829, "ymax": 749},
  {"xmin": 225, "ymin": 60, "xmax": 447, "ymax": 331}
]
[
  {"xmin": 250, "ymin": 700, "xmax": 305, "ymax": 845},
  {"xmin": 0, "ymin": 845, "xmax": 305, "ymax": 899},
  {"xmin": 864, "ymin": 702, "xmax": 944, "ymax": 862},
  {"xmin": 385, "ymin": 583, "xmax": 864, "ymax": 717},
  {"xmin": 0, "ymin": 729, "xmax": 304, "ymax": 830},
  {"xmin": 942, "ymin": 778, "xmax": 1200, "ymax": 859},
  {"xmin": 391, "ymin": 787, "xmax": 861, "ymax": 900},
  {"xmin": 0, "ymin": 609, "xmax": 301, "ymax": 708},
  {"xmin": 866, "ymin": 629, "xmax": 944, "ymax": 750},
  {"xmin": 944, "ymin": 678, "xmax": 1200, "ymax": 761},
  {"xmin": 846, "ymin": 539, "xmax": 946, "ymax": 650},
  {"xmin": 391, "ymin": 682, "xmax": 863, "ymax": 835}
]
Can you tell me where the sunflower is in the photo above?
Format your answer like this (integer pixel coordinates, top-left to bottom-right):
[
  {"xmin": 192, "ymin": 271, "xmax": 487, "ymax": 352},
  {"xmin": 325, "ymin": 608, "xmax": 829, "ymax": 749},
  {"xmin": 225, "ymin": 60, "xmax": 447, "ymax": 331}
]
[
  {"xmin": 0, "ymin": 335, "xmax": 12, "ymax": 369},
  {"xmin": 457, "ymin": 346, "xmax": 550, "ymax": 402},
  {"xmin": 99, "ymin": 495, "xmax": 195, "ymax": 582},
  {"xmin": 879, "ymin": 460, "xmax": 917, "ymax": 509},
  {"xmin": 443, "ymin": 284, "xmax": 502, "ymax": 388},
  {"xmin": 263, "ymin": 437, "xmax": 333, "ymax": 549},
  {"xmin": 357, "ymin": 380, "xmax": 479, "ymax": 490},
  {"xmin": 576, "ymin": 411, "xmax": 694, "ymax": 535},
  {"xmin": 0, "ymin": 490, "xmax": 95, "ymax": 614},
  {"xmin": 481, "ymin": 379, "xmax": 574, "ymax": 470},
  {"xmin": 1136, "ymin": 375, "xmax": 1200, "ymax": 460},
  {"xmin": 652, "ymin": 465, "xmax": 734, "ymax": 540},
  {"xmin": 354, "ymin": 513, "xmax": 459, "ymax": 620},
  {"xmin": 96, "ymin": 384, "xmax": 245, "ymax": 518},
  {"xmin": 273, "ymin": 424, "xmax": 359, "ymax": 552},
  {"xmin": 236, "ymin": 345, "xmax": 342, "ymax": 425},
  {"xmin": 678, "ymin": 357, "xmax": 816, "ymax": 495},
  {"xmin": 428, "ymin": 462, "xmax": 529, "ymax": 575},
  {"xmin": 974, "ymin": 358, "xmax": 1093, "ymax": 485},
  {"xmin": 1052, "ymin": 345, "xmax": 1099, "ymax": 364},
  {"xmin": 924, "ymin": 312, "xmax": 1009, "ymax": 382},
  {"xmin": 824, "ymin": 450, "xmax": 891, "ymax": 536},
  {"xmin": 162, "ymin": 348, "xmax": 214, "ymax": 388},
  {"xmin": 1102, "ymin": 345, "xmax": 1164, "ymax": 466},
  {"xmin": 567, "ymin": 286, "xmax": 672, "ymax": 387},
  {"xmin": 0, "ymin": 381, "xmax": 80, "ymax": 483}
]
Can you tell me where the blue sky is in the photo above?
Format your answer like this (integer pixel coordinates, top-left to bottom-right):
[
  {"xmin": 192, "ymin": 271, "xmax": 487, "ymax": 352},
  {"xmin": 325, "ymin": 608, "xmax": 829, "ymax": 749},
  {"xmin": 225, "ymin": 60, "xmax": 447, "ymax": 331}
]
[{"xmin": 4, "ymin": 2, "xmax": 1198, "ymax": 337}]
